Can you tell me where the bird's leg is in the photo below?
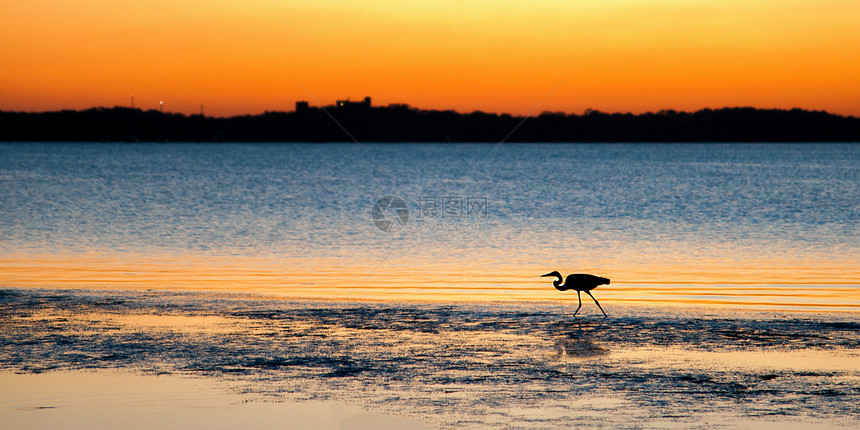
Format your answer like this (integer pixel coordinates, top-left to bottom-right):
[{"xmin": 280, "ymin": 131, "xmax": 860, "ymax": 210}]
[
  {"xmin": 585, "ymin": 291, "xmax": 608, "ymax": 317},
  {"xmin": 573, "ymin": 291, "xmax": 583, "ymax": 317}
]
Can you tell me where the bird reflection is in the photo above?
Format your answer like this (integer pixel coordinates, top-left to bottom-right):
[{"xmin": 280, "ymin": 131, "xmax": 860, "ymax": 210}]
[
  {"xmin": 552, "ymin": 321, "xmax": 610, "ymax": 359},
  {"xmin": 553, "ymin": 338, "xmax": 610, "ymax": 359},
  {"xmin": 542, "ymin": 271, "xmax": 610, "ymax": 317}
]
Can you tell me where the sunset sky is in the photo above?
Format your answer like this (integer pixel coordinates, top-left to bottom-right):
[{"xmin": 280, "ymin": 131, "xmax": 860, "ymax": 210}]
[{"xmin": 2, "ymin": 0, "xmax": 858, "ymax": 117}]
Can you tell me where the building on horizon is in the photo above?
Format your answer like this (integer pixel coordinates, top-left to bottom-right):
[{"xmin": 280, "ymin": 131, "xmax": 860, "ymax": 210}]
[
  {"xmin": 295, "ymin": 101, "xmax": 309, "ymax": 112},
  {"xmin": 336, "ymin": 96, "xmax": 371, "ymax": 110}
]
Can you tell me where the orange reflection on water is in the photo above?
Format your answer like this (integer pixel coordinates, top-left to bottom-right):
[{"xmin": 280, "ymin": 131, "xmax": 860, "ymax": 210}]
[
  {"xmin": 618, "ymin": 347, "xmax": 860, "ymax": 373},
  {"xmin": 1, "ymin": 251, "xmax": 858, "ymax": 310}
]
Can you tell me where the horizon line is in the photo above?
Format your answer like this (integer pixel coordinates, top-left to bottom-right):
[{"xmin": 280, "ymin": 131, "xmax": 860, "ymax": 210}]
[{"xmin": 2, "ymin": 103, "xmax": 856, "ymax": 120}]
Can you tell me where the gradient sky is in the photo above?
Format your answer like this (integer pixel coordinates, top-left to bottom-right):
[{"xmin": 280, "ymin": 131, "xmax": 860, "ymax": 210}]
[{"xmin": 2, "ymin": 0, "xmax": 858, "ymax": 117}]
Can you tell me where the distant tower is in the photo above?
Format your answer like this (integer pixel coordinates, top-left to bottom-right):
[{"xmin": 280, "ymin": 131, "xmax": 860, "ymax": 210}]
[
  {"xmin": 160, "ymin": 101, "xmax": 164, "ymax": 113},
  {"xmin": 363, "ymin": 96, "xmax": 371, "ymax": 108}
]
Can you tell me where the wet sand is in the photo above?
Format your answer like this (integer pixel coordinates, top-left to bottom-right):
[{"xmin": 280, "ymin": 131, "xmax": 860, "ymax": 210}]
[
  {"xmin": 2, "ymin": 369, "xmax": 856, "ymax": 430},
  {"xmin": 0, "ymin": 371, "xmax": 432, "ymax": 430},
  {"xmin": 2, "ymin": 288, "xmax": 859, "ymax": 428}
]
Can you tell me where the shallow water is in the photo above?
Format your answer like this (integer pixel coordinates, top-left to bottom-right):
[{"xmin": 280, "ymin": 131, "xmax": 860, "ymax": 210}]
[
  {"xmin": 2, "ymin": 289, "xmax": 858, "ymax": 428},
  {"xmin": 0, "ymin": 371, "xmax": 433, "ymax": 430},
  {"xmin": 1, "ymin": 142, "xmax": 858, "ymax": 307}
]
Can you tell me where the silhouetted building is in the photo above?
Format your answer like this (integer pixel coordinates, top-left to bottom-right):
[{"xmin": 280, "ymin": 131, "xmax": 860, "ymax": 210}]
[
  {"xmin": 295, "ymin": 101, "xmax": 309, "ymax": 112},
  {"xmin": 336, "ymin": 96, "xmax": 371, "ymax": 109}
]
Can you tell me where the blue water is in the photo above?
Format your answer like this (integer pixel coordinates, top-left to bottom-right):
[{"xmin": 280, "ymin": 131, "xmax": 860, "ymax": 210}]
[
  {"xmin": 2, "ymin": 143, "xmax": 860, "ymax": 427},
  {"xmin": 0, "ymin": 142, "xmax": 858, "ymax": 304}
]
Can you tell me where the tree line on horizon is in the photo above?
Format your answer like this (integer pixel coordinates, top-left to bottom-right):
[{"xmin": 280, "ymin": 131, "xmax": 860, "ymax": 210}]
[{"xmin": 1, "ymin": 105, "xmax": 858, "ymax": 142}]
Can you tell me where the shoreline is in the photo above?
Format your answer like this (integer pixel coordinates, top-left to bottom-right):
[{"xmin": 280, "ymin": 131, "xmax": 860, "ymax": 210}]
[
  {"xmin": 3, "ymin": 288, "xmax": 859, "ymax": 428},
  {"xmin": 3, "ymin": 108, "xmax": 860, "ymax": 143},
  {"xmin": 2, "ymin": 285, "xmax": 860, "ymax": 314},
  {"xmin": 3, "ymin": 356, "xmax": 858, "ymax": 429}
]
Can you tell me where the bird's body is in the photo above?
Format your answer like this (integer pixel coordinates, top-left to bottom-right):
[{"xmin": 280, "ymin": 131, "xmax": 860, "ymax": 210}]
[{"xmin": 542, "ymin": 271, "xmax": 610, "ymax": 317}]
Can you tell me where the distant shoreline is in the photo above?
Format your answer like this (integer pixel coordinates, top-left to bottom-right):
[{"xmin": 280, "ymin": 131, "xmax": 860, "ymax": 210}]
[{"xmin": 2, "ymin": 105, "xmax": 859, "ymax": 142}]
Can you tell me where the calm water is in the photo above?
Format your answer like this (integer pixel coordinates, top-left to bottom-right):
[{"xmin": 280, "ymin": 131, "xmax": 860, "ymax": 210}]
[
  {"xmin": 1, "ymin": 142, "xmax": 858, "ymax": 308},
  {"xmin": 2, "ymin": 144, "xmax": 860, "ymax": 427}
]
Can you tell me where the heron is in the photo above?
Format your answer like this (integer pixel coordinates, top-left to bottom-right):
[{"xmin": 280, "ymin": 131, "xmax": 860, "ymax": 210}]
[{"xmin": 542, "ymin": 271, "xmax": 609, "ymax": 317}]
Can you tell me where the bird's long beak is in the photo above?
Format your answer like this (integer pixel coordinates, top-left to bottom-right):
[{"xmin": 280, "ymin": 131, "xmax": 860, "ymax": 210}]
[{"xmin": 541, "ymin": 273, "xmax": 555, "ymax": 277}]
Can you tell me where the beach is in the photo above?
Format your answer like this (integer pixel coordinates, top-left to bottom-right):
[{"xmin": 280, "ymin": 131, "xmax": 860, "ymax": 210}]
[
  {"xmin": 0, "ymin": 371, "xmax": 434, "ymax": 430},
  {"xmin": 2, "ymin": 288, "xmax": 858, "ymax": 428}
]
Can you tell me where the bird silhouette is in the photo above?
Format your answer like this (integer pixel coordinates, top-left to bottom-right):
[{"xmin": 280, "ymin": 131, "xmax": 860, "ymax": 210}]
[{"xmin": 542, "ymin": 271, "xmax": 609, "ymax": 317}]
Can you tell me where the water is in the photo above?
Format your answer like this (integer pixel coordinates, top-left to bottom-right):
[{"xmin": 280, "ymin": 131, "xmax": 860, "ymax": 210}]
[
  {"xmin": 1, "ymin": 142, "xmax": 858, "ymax": 307},
  {"xmin": 1, "ymin": 143, "xmax": 859, "ymax": 427},
  {"xmin": 1, "ymin": 288, "xmax": 859, "ymax": 428}
]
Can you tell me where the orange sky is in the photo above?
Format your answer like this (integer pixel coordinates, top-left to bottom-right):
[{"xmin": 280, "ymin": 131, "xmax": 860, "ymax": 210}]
[{"xmin": 2, "ymin": 0, "xmax": 858, "ymax": 117}]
